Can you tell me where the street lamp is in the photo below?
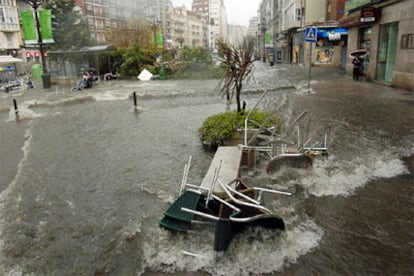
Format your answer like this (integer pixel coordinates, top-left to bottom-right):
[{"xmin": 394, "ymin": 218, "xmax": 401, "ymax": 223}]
[
  {"xmin": 258, "ymin": 18, "xmax": 268, "ymax": 62},
  {"xmin": 151, "ymin": 17, "xmax": 161, "ymax": 51},
  {"xmin": 23, "ymin": 0, "xmax": 51, "ymax": 89},
  {"xmin": 150, "ymin": 16, "xmax": 166, "ymax": 80}
]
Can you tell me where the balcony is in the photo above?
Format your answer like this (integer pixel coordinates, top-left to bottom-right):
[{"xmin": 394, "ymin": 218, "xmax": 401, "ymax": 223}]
[{"xmin": 0, "ymin": 23, "xmax": 20, "ymax": 32}]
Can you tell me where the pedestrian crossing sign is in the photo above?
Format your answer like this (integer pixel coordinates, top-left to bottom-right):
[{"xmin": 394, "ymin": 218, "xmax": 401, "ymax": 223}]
[{"xmin": 305, "ymin": 27, "xmax": 317, "ymax": 42}]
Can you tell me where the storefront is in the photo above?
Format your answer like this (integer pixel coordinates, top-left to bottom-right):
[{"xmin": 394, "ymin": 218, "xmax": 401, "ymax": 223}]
[
  {"xmin": 339, "ymin": 4, "xmax": 380, "ymax": 77},
  {"xmin": 314, "ymin": 27, "xmax": 349, "ymax": 67},
  {"xmin": 358, "ymin": 26, "xmax": 372, "ymax": 75},
  {"xmin": 339, "ymin": 0, "xmax": 414, "ymax": 91},
  {"xmin": 0, "ymin": 55, "xmax": 23, "ymax": 83},
  {"xmin": 376, "ymin": 22, "xmax": 399, "ymax": 83}
]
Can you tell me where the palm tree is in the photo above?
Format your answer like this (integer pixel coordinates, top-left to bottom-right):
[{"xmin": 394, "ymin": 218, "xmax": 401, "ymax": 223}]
[{"xmin": 216, "ymin": 36, "xmax": 256, "ymax": 112}]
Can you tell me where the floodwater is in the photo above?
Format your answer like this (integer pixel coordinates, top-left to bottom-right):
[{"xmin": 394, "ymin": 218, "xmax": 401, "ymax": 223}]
[{"xmin": 0, "ymin": 63, "xmax": 413, "ymax": 275}]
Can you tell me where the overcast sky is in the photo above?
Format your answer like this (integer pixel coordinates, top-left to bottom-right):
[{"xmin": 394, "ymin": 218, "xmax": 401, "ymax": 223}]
[{"xmin": 171, "ymin": 0, "xmax": 260, "ymax": 26}]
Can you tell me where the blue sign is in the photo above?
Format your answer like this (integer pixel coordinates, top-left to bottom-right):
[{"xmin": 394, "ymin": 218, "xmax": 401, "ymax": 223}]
[
  {"xmin": 317, "ymin": 28, "xmax": 348, "ymax": 38},
  {"xmin": 305, "ymin": 27, "xmax": 317, "ymax": 43}
]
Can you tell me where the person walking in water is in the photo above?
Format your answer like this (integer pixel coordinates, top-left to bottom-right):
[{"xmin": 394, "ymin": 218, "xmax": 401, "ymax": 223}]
[{"xmin": 352, "ymin": 54, "xmax": 363, "ymax": 81}]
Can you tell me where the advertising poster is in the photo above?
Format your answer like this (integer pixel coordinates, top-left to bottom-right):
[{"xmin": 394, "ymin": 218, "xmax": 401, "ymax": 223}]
[{"xmin": 316, "ymin": 47, "xmax": 334, "ymax": 64}]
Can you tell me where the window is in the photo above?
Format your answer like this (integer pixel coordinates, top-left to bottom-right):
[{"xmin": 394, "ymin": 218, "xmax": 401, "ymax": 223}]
[
  {"xmin": 401, "ymin": 34, "xmax": 414, "ymax": 49},
  {"xmin": 0, "ymin": 8, "xmax": 5, "ymax": 23},
  {"xmin": 295, "ymin": 7, "xmax": 301, "ymax": 21},
  {"xmin": 6, "ymin": 33, "xmax": 13, "ymax": 48}
]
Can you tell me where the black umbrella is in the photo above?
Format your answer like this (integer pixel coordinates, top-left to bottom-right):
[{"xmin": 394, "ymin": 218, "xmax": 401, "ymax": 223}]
[{"xmin": 350, "ymin": 49, "xmax": 368, "ymax": 58}]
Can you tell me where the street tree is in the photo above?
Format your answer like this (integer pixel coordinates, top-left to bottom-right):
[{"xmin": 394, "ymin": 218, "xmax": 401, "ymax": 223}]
[
  {"xmin": 216, "ymin": 36, "xmax": 256, "ymax": 112},
  {"xmin": 43, "ymin": 0, "xmax": 92, "ymax": 50},
  {"xmin": 105, "ymin": 20, "xmax": 153, "ymax": 49}
]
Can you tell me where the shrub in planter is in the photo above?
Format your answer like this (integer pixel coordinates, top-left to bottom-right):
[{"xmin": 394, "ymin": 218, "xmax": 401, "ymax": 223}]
[{"xmin": 199, "ymin": 110, "xmax": 283, "ymax": 148}]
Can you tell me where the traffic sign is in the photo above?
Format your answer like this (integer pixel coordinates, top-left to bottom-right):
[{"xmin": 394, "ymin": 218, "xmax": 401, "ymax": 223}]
[{"xmin": 305, "ymin": 27, "xmax": 317, "ymax": 43}]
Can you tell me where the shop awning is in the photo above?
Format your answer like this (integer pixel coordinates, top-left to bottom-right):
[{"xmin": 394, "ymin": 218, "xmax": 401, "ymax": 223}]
[{"xmin": 0, "ymin": 55, "xmax": 24, "ymax": 64}]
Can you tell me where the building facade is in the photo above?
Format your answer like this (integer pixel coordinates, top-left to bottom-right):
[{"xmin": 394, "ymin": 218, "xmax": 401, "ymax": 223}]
[
  {"xmin": 261, "ymin": 0, "xmax": 348, "ymax": 67},
  {"xmin": 75, "ymin": 0, "xmax": 107, "ymax": 44},
  {"xmin": 0, "ymin": 0, "xmax": 21, "ymax": 56},
  {"xmin": 340, "ymin": 0, "xmax": 414, "ymax": 91},
  {"xmin": 192, "ymin": 0, "xmax": 228, "ymax": 52}
]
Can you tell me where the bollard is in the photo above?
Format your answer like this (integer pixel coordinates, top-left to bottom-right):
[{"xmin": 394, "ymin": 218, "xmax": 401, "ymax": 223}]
[
  {"xmin": 133, "ymin": 91, "xmax": 137, "ymax": 107},
  {"xmin": 13, "ymin": 99, "xmax": 18, "ymax": 115}
]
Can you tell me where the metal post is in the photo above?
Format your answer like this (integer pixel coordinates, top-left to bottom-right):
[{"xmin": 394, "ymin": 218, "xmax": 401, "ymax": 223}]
[
  {"xmin": 262, "ymin": 26, "xmax": 266, "ymax": 62},
  {"xmin": 13, "ymin": 99, "xmax": 18, "ymax": 115},
  {"xmin": 25, "ymin": 0, "xmax": 50, "ymax": 89},
  {"xmin": 133, "ymin": 91, "xmax": 137, "ymax": 107},
  {"xmin": 307, "ymin": 42, "xmax": 312, "ymax": 89}
]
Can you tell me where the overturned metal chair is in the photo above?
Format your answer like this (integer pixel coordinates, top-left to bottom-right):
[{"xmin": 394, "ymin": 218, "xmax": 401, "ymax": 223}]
[{"xmin": 159, "ymin": 153, "xmax": 291, "ymax": 252}]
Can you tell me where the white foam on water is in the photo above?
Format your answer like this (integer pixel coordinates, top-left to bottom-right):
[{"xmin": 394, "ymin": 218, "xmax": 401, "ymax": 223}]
[
  {"xmin": 142, "ymin": 218, "xmax": 323, "ymax": 275},
  {"xmin": 298, "ymin": 151, "xmax": 410, "ymax": 197},
  {"xmin": 4, "ymin": 96, "xmax": 98, "ymax": 122},
  {"xmin": 6, "ymin": 103, "xmax": 43, "ymax": 122},
  {"xmin": 294, "ymin": 81, "xmax": 318, "ymax": 94},
  {"xmin": 0, "ymin": 125, "xmax": 33, "ymax": 274},
  {"xmin": 130, "ymin": 106, "xmax": 145, "ymax": 113},
  {"xmin": 0, "ymin": 266, "xmax": 24, "ymax": 276},
  {"xmin": 92, "ymin": 90, "xmax": 131, "ymax": 102}
]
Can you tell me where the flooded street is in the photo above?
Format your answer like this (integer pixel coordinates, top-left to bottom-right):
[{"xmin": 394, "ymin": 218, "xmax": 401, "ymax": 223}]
[{"xmin": 0, "ymin": 63, "xmax": 413, "ymax": 275}]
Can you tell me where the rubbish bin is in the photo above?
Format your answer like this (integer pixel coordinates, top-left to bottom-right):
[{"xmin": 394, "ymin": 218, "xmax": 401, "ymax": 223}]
[
  {"xmin": 41, "ymin": 73, "xmax": 51, "ymax": 89},
  {"xmin": 31, "ymin": 64, "xmax": 42, "ymax": 80}
]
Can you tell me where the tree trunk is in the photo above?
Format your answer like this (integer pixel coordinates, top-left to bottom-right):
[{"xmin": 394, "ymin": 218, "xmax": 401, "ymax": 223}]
[{"xmin": 236, "ymin": 84, "xmax": 242, "ymax": 112}]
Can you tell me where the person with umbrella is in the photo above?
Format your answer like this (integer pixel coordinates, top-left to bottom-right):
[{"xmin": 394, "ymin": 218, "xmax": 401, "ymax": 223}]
[{"xmin": 351, "ymin": 50, "xmax": 366, "ymax": 81}]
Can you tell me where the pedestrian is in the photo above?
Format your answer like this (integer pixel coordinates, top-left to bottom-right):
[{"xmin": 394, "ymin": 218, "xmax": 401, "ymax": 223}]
[
  {"xmin": 72, "ymin": 70, "xmax": 88, "ymax": 91},
  {"xmin": 352, "ymin": 54, "xmax": 363, "ymax": 81}
]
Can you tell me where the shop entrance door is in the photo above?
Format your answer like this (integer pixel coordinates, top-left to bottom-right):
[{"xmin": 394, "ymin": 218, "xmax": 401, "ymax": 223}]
[{"xmin": 376, "ymin": 22, "xmax": 399, "ymax": 83}]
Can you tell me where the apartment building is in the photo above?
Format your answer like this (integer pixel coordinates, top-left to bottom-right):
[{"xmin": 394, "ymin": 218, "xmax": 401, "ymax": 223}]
[
  {"xmin": 75, "ymin": 0, "xmax": 106, "ymax": 44},
  {"xmin": 169, "ymin": 5, "xmax": 187, "ymax": 48},
  {"xmin": 192, "ymin": 0, "xmax": 228, "ymax": 52},
  {"xmin": 187, "ymin": 10, "xmax": 205, "ymax": 47},
  {"xmin": 326, "ymin": 0, "xmax": 346, "ymax": 21},
  {"xmin": 0, "ymin": 0, "xmax": 20, "ymax": 56}
]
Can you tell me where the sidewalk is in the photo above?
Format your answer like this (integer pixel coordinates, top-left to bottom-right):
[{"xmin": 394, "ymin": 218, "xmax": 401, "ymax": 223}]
[{"xmin": 255, "ymin": 61, "xmax": 413, "ymax": 101}]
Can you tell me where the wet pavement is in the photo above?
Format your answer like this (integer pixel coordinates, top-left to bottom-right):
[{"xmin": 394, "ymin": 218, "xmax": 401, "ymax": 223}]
[{"xmin": 0, "ymin": 61, "xmax": 413, "ymax": 275}]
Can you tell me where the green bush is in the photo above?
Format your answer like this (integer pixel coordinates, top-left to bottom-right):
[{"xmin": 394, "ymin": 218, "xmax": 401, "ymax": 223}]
[
  {"xmin": 199, "ymin": 110, "xmax": 284, "ymax": 147},
  {"xmin": 111, "ymin": 44, "xmax": 156, "ymax": 77}
]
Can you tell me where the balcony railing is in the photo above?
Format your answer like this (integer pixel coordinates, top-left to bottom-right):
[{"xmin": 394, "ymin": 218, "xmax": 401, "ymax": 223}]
[{"xmin": 0, "ymin": 23, "xmax": 20, "ymax": 32}]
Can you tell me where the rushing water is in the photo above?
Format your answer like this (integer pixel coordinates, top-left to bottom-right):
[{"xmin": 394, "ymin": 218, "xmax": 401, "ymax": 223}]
[{"xmin": 0, "ymin": 63, "xmax": 413, "ymax": 275}]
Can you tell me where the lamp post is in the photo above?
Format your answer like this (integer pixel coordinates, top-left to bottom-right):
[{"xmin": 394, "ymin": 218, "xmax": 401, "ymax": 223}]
[
  {"xmin": 151, "ymin": 17, "xmax": 166, "ymax": 80},
  {"xmin": 23, "ymin": 0, "xmax": 51, "ymax": 89},
  {"xmin": 151, "ymin": 17, "xmax": 161, "ymax": 51},
  {"xmin": 255, "ymin": 31, "xmax": 259, "ymax": 60},
  {"xmin": 258, "ymin": 18, "xmax": 268, "ymax": 62}
]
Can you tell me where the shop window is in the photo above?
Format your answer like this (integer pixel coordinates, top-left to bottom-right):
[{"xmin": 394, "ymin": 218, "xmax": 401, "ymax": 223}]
[{"xmin": 359, "ymin": 27, "xmax": 372, "ymax": 75}]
